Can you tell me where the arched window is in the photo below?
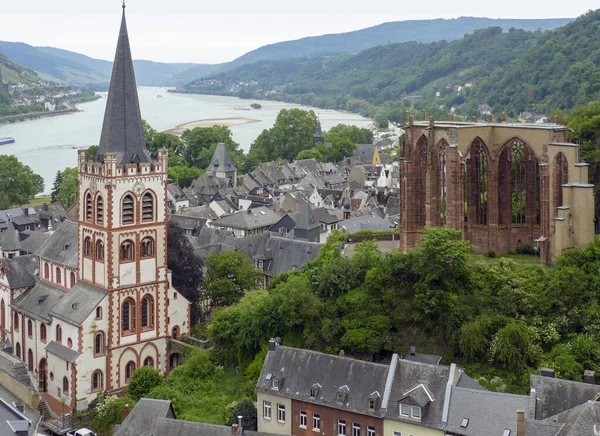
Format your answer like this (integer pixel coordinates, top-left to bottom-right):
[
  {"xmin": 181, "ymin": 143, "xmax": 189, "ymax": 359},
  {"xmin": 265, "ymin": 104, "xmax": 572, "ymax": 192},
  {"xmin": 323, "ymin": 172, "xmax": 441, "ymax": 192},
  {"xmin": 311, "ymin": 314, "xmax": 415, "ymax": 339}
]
[
  {"xmin": 70, "ymin": 272, "xmax": 76, "ymax": 287},
  {"xmin": 142, "ymin": 193, "xmax": 154, "ymax": 222},
  {"xmin": 141, "ymin": 295, "xmax": 154, "ymax": 328},
  {"xmin": 13, "ymin": 312, "xmax": 19, "ymax": 331},
  {"xmin": 63, "ymin": 376, "xmax": 69, "ymax": 394},
  {"xmin": 140, "ymin": 237, "xmax": 154, "ymax": 258},
  {"xmin": 172, "ymin": 326, "xmax": 180, "ymax": 340},
  {"xmin": 67, "ymin": 338, "xmax": 73, "ymax": 348},
  {"xmin": 96, "ymin": 195, "xmax": 104, "ymax": 225},
  {"xmin": 122, "ymin": 194, "xmax": 134, "ymax": 224},
  {"xmin": 56, "ymin": 267, "xmax": 62, "ymax": 285},
  {"xmin": 169, "ymin": 353, "xmax": 180, "ymax": 370},
  {"xmin": 44, "ymin": 263, "xmax": 49, "ymax": 279},
  {"xmin": 143, "ymin": 356, "xmax": 154, "ymax": 367},
  {"xmin": 92, "ymin": 370, "xmax": 103, "ymax": 391},
  {"xmin": 120, "ymin": 241, "xmax": 134, "ymax": 261},
  {"xmin": 84, "ymin": 237, "xmax": 93, "ymax": 257},
  {"xmin": 96, "ymin": 307, "xmax": 102, "ymax": 320},
  {"xmin": 15, "ymin": 343, "xmax": 21, "ymax": 359},
  {"xmin": 40, "ymin": 324, "xmax": 46, "ymax": 343},
  {"xmin": 125, "ymin": 361, "xmax": 136, "ymax": 381},
  {"xmin": 470, "ymin": 139, "xmax": 488, "ymax": 226},
  {"xmin": 511, "ymin": 140, "xmax": 527, "ymax": 224},
  {"xmin": 56, "ymin": 324, "xmax": 62, "ymax": 343},
  {"xmin": 554, "ymin": 152, "xmax": 569, "ymax": 213},
  {"xmin": 85, "ymin": 192, "xmax": 93, "ymax": 221},
  {"xmin": 96, "ymin": 240, "xmax": 104, "ymax": 260},
  {"xmin": 28, "ymin": 349, "xmax": 33, "ymax": 371},
  {"xmin": 94, "ymin": 332, "xmax": 105, "ymax": 355},
  {"xmin": 0, "ymin": 299, "xmax": 5, "ymax": 330},
  {"xmin": 27, "ymin": 320, "xmax": 32, "ymax": 338},
  {"xmin": 439, "ymin": 141, "xmax": 447, "ymax": 226},
  {"xmin": 122, "ymin": 299, "xmax": 135, "ymax": 333},
  {"xmin": 415, "ymin": 136, "xmax": 427, "ymax": 229}
]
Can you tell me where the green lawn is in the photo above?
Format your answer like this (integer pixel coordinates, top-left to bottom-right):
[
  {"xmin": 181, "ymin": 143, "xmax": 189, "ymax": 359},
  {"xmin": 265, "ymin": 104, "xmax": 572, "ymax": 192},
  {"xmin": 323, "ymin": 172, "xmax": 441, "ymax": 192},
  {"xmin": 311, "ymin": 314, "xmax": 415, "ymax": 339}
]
[
  {"xmin": 470, "ymin": 251, "xmax": 544, "ymax": 266},
  {"xmin": 25, "ymin": 195, "xmax": 52, "ymax": 207}
]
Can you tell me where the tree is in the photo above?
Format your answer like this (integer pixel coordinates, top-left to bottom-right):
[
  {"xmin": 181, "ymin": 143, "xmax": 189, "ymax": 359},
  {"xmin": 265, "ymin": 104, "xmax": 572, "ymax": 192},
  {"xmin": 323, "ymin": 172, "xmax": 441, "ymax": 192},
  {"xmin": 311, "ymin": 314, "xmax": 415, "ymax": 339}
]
[
  {"xmin": 296, "ymin": 149, "xmax": 324, "ymax": 162},
  {"xmin": 167, "ymin": 222, "xmax": 204, "ymax": 324},
  {"xmin": 50, "ymin": 171, "xmax": 63, "ymax": 203},
  {"xmin": 202, "ymin": 251, "xmax": 262, "ymax": 308},
  {"xmin": 127, "ymin": 366, "xmax": 163, "ymax": 401},
  {"xmin": 182, "ymin": 125, "xmax": 240, "ymax": 168},
  {"xmin": 322, "ymin": 137, "xmax": 357, "ymax": 162},
  {"xmin": 87, "ymin": 145, "xmax": 99, "ymax": 162},
  {"xmin": 55, "ymin": 167, "xmax": 79, "ymax": 208},
  {"xmin": 228, "ymin": 399, "xmax": 257, "ymax": 431},
  {"xmin": 325, "ymin": 124, "xmax": 373, "ymax": 144},
  {"xmin": 168, "ymin": 165, "xmax": 204, "ymax": 188},
  {"xmin": 0, "ymin": 155, "xmax": 44, "ymax": 207}
]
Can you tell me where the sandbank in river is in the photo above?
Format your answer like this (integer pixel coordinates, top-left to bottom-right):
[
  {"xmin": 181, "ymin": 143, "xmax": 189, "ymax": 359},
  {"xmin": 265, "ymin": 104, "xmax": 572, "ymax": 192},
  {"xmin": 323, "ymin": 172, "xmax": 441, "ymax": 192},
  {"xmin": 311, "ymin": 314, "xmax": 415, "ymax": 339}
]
[{"xmin": 164, "ymin": 117, "xmax": 261, "ymax": 135}]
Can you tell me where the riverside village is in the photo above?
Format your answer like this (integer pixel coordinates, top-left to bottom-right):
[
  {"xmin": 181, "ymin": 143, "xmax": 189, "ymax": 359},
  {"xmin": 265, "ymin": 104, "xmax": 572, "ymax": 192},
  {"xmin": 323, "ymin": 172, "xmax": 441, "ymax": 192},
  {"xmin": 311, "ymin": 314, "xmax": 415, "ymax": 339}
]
[{"xmin": 1, "ymin": 3, "xmax": 600, "ymax": 436}]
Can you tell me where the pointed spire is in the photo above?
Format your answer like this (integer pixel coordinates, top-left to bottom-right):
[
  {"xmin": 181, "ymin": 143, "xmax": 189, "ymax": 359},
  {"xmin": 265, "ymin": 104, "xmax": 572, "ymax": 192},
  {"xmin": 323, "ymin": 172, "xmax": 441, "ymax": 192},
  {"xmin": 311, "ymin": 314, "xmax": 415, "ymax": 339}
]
[
  {"xmin": 313, "ymin": 119, "xmax": 324, "ymax": 147},
  {"xmin": 1, "ymin": 221, "xmax": 20, "ymax": 252},
  {"xmin": 97, "ymin": 6, "xmax": 151, "ymax": 166},
  {"xmin": 207, "ymin": 143, "xmax": 237, "ymax": 173},
  {"xmin": 294, "ymin": 202, "xmax": 320, "ymax": 231}
]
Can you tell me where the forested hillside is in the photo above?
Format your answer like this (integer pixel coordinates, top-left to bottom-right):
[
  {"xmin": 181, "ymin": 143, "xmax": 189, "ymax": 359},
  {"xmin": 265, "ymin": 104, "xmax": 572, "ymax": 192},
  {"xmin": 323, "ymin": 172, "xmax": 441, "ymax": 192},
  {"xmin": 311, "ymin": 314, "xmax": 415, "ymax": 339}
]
[{"xmin": 181, "ymin": 10, "xmax": 600, "ymax": 119}]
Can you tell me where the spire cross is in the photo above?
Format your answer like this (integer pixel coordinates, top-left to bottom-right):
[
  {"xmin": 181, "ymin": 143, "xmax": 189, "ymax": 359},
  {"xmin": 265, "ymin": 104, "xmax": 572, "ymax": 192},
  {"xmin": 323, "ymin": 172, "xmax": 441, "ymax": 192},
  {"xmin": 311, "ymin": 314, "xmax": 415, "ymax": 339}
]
[{"xmin": 122, "ymin": 0, "xmax": 127, "ymax": 9}]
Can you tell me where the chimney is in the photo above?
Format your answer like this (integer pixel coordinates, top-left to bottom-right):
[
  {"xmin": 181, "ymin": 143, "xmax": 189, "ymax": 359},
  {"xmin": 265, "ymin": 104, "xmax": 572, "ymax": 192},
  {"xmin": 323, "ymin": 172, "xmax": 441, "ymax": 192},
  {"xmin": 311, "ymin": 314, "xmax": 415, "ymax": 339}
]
[
  {"xmin": 429, "ymin": 116, "xmax": 434, "ymax": 127},
  {"xmin": 471, "ymin": 116, "xmax": 477, "ymax": 122},
  {"xmin": 238, "ymin": 415, "xmax": 243, "ymax": 430},
  {"xmin": 517, "ymin": 410, "xmax": 525, "ymax": 436},
  {"xmin": 339, "ymin": 350, "xmax": 345, "ymax": 357},
  {"xmin": 540, "ymin": 368, "xmax": 555, "ymax": 378},
  {"xmin": 487, "ymin": 114, "xmax": 493, "ymax": 123},
  {"xmin": 43, "ymin": 203, "xmax": 48, "ymax": 211},
  {"xmin": 23, "ymin": 208, "xmax": 29, "ymax": 217},
  {"xmin": 410, "ymin": 345, "xmax": 416, "ymax": 356},
  {"xmin": 584, "ymin": 370, "xmax": 596, "ymax": 384},
  {"xmin": 123, "ymin": 404, "xmax": 130, "ymax": 419},
  {"xmin": 404, "ymin": 110, "xmax": 410, "ymax": 124},
  {"xmin": 231, "ymin": 424, "xmax": 239, "ymax": 436},
  {"xmin": 268, "ymin": 337, "xmax": 280, "ymax": 351},
  {"xmin": 421, "ymin": 110, "xmax": 427, "ymax": 121},
  {"xmin": 247, "ymin": 208, "xmax": 252, "ymax": 214}
]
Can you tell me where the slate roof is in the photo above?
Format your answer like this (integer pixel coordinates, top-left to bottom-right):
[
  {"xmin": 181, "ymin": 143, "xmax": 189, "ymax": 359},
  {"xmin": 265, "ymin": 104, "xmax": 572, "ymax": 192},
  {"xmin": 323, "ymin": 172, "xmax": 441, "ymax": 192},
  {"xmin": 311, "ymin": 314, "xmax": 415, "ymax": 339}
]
[
  {"xmin": 211, "ymin": 207, "xmax": 281, "ymax": 231},
  {"xmin": 207, "ymin": 143, "xmax": 237, "ymax": 173},
  {"xmin": 167, "ymin": 183, "xmax": 188, "ymax": 201},
  {"xmin": 18, "ymin": 232, "xmax": 51, "ymax": 255},
  {"xmin": 0, "ymin": 397, "xmax": 31, "ymax": 436},
  {"xmin": 312, "ymin": 207, "xmax": 341, "ymax": 224},
  {"xmin": 525, "ymin": 420, "xmax": 563, "ymax": 436},
  {"xmin": 10, "ymin": 281, "xmax": 64, "ymax": 323},
  {"xmin": 530, "ymin": 374, "xmax": 600, "ymax": 420},
  {"xmin": 154, "ymin": 418, "xmax": 231, "ymax": 436},
  {"xmin": 385, "ymin": 359, "xmax": 450, "ymax": 429},
  {"xmin": 356, "ymin": 144, "xmax": 377, "ymax": 164},
  {"xmin": 1, "ymin": 222, "xmax": 20, "ymax": 252},
  {"xmin": 263, "ymin": 236, "xmax": 321, "ymax": 276},
  {"xmin": 97, "ymin": 8, "xmax": 150, "ymax": 166},
  {"xmin": 294, "ymin": 203, "xmax": 320, "ymax": 232},
  {"xmin": 455, "ymin": 371, "xmax": 484, "ymax": 391},
  {"xmin": 386, "ymin": 196, "xmax": 400, "ymax": 216},
  {"xmin": 539, "ymin": 400, "xmax": 599, "ymax": 436},
  {"xmin": 341, "ymin": 215, "xmax": 396, "ymax": 233},
  {"xmin": 0, "ymin": 255, "xmax": 37, "ymax": 289},
  {"xmin": 50, "ymin": 281, "xmax": 106, "ymax": 326},
  {"xmin": 45, "ymin": 340, "xmax": 80, "ymax": 363},
  {"xmin": 170, "ymin": 215, "xmax": 206, "ymax": 231},
  {"xmin": 193, "ymin": 227, "xmax": 266, "ymax": 260},
  {"xmin": 0, "ymin": 351, "xmax": 33, "ymax": 389},
  {"xmin": 180, "ymin": 205, "xmax": 218, "ymax": 221},
  {"xmin": 258, "ymin": 345, "xmax": 390, "ymax": 416},
  {"xmin": 114, "ymin": 398, "xmax": 175, "ymax": 436},
  {"xmin": 35, "ymin": 220, "xmax": 78, "ymax": 268},
  {"xmin": 445, "ymin": 386, "xmax": 528, "ymax": 436}
]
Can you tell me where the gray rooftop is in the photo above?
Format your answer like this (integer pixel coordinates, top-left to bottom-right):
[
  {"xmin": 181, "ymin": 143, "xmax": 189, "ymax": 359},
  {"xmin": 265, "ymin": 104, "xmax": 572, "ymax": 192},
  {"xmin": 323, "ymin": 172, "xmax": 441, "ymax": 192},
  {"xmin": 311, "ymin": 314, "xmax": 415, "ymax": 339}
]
[
  {"xmin": 445, "ymin": 386, "xmax": 528, "ymax": 436},
  {"xmin": 207, "ymin": 143, "xmax": 237, "ymax": 173},
  {"xmin": 35, "ymin": 220, "xmax": 78, "ymax": 268},
  {"xmin": 263, "ymin": 236, "xmax": 321, "ymax": 276},
  {"xmin": 530, "ymin": 374, "xmax": 600, "ymax": 420},
  {"xmin": 1, "ymin": 222, "xmax": 20, "ymax": 252},
  {"xmin": 18, "ymin": 232, "xmax": 51, "ymax": 255},
  {"xmin": 154, "ymin": 418, "xmax": 232, "ymax": 436},
  {"xmin": 341, "ymin": 215, "xmax": 396, "ymax": 233},
  {"xmin": 50, "ymin": 281, "xmax": 106, "ymax": 326},
  {"xmin": 0, "ymin": 396, "xmax": 31, "ymax": 436},
  {"xmin": 211, "ymin": 207, "xmax": 281, "ymax": 231},
  {"xmin": 10, "ymin": 281, "xmax": 64, "ymax": 323},
  {"xmin": 45, "ymin": 340, "xmax": 80, "ymax": 363},
  {"xmin": 258, "ymin": 345, "xmax": 390, "ymax": 416},
  {"xmin": 0, "ymin": 255, "xmax": 37, "ymax": 289},
  {"xmin": 294, "ymin": 203, "xmax": 320, "ymax": 232},
  {"xmin": 114, "ymin": 398, "xmax": 175, "ymax": 436},
  {"xmin": 97, "ymin": 8, "xmax": 151, "ymax": 166},
  {"xmin": 539, "ymin": 400, "xmax": 599, "ymax": 436}
]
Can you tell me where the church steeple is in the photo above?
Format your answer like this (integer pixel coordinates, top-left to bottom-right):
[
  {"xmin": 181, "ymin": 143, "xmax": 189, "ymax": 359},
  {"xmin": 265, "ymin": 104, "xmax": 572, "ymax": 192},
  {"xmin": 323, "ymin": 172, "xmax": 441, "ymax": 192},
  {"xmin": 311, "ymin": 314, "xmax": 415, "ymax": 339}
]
[
  {"xmin": 97, "ymin": 5, "xmax": 150, "ymax": 166},
  {"xmin": 313, "ymin": 119, "xmax": 325, "ymax": 148}
]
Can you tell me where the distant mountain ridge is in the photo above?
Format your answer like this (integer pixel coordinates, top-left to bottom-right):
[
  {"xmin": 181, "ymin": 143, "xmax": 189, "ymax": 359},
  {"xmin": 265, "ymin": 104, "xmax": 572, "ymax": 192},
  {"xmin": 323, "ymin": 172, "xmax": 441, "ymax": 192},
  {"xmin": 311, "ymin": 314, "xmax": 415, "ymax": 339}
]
[{"xmin": 0, "ymin": 16, "xmax": 571, "ymax": 87}]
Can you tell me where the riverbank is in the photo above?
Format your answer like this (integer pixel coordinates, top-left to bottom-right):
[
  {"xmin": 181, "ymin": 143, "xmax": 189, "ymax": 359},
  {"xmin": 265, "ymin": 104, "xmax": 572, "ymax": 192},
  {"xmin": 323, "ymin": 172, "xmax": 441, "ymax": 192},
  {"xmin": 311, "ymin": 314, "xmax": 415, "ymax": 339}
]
[
  {"xmin": 164, "ymin": 117, "xmax": 261, "ymax": 135},
  {"xmin": 0, "ymin": 108, "xmax": 79, "ymax": 124}
]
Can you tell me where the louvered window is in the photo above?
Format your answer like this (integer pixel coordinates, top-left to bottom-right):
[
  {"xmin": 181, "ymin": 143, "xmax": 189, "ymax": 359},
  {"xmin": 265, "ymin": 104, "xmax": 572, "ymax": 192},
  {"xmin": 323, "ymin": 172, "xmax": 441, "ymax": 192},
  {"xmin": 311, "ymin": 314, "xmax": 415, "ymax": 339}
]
[
  {"xmin": 96, "ymin": 196, "xmax": 104, "ymax": 224},
  {"xmin": 86, "ymin": 193, "xmax": 93, "ymax": 221},
  {"xmin": 142, "ymin": 193, "xmax": 153, "ymax": 222},
  {"xmin": 122, "ymin": 195, "xmax": 134, "ymax": 224}
]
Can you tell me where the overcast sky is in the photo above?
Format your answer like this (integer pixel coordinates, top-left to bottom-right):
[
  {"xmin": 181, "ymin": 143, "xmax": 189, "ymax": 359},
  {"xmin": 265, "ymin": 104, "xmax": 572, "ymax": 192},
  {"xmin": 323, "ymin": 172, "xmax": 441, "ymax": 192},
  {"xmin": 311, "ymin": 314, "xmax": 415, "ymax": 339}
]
[{"xmin": 0, "ymin": 0, "xmax": 597, "ymax": 64}]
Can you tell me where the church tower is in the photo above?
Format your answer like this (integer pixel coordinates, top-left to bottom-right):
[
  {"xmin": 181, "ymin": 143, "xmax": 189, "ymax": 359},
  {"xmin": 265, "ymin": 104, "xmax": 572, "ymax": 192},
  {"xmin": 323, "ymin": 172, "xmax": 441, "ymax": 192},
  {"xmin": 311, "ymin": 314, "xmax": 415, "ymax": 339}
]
[
  {"xmin": 313, "ymin": 119, "xmax": 325, "ymax": 148},
  {"xmin": 77, "ymin": 5, "xmax": 189, "ymax": 392}
]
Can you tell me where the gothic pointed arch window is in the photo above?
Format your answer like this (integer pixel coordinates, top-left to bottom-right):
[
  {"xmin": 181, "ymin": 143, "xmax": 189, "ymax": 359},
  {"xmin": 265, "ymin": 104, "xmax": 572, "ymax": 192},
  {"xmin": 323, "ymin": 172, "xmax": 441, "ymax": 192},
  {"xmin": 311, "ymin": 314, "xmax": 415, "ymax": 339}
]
[
  {"xmin": 125, "ymin": 361, "xmax": 136, "ymax": 382},
  {"xmin": 122, "ymin": 194, "xmax": 134, "ymax": 225},
  {"xmin": 56, "ymin": 267, "xmax": 62, "ymax": 285},
  {"xmin": 96, "ymin": 240, "xmax": 104, "ymax": 260},
  {"xmin": 415, "ymin": 136, "xmax": 427, "ymax": 229},
  {"xmin": 92, "ymin": 370, "xmax": 103, "ymax": 392},
  {"xmin": 141, "ymin": 295, "xmax": 154, "ymax": 328},
  {"xmin": 70, "ymin": 272, "xmax": 76, "ymax": 287},
  {"xmin": 28, "ymin": 349, "xmax": 33, "ymax": 371},
  {"xmin": 44, "ymin": 263, "xmax": 49, "ymax": 279},
  {"xmin": 140, "ymin": 237, "xmax": 154, "ymax": 258},
  {"xmin": 122, "ymin": 299, "xmax": 135, "ymax": 333},
  {"xmin": 85, "ymin": 192, "xmax": 93, "ymax": 222},
  {"xmin": 96, "ymin": 195, "xmax": 104, "ymax": 225},
  {"xmin": 511, "ymin": 140, "xmax": 527, "ymax": 224},
  {"xmin": 469, "ymin": 139, "xmax": 489, "ymax": 226},
  {"xmin": 142, "ymin": 193, "xmax": 154, "ymax": 222},
  {"xmin": 84, "ymin": 237, "xmax": 93, "ymax": 257},
  {"xmin": 143, "ymin": 356, "xmax": 154, "ymax": 367},
  {"xmin": 439, "ymin": 141, "xmax": 448, "ymax": 226},
  {"xmin": 13, "ymin": 312, "xmax": 19, "ymax": 331},
  {"xmin": 15, "ymin": 343, "xmax": 21, "ymax": 359},
  {"xmin": 554, "ymin": 152, "xmax": 569, "ymax": 212},
  {"xmin": 120, "ymin": 240, "xmax": 134, "ymax": 261}
]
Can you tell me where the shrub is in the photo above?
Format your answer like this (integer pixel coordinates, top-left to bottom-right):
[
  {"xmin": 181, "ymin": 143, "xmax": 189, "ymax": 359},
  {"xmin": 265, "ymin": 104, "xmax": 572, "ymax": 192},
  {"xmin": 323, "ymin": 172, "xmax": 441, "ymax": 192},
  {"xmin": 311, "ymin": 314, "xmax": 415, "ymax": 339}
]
[
  {"xmin": 487, "ymin": 250, "xmax": 497, "ymax": 258},
  {"xmin": 92, "ymin": 396, "xmax": 136, "ymax": 434},
  {"xmin": 515, "ymin": 245, "xmax": 536, "ymax": 255},
  {"xmin": 227, "ymin": 399, "xmax": 258, "ymax": 431},
  {"xmin": 128, "ymin": 366, "xmax": 163, "ymax": 401}
]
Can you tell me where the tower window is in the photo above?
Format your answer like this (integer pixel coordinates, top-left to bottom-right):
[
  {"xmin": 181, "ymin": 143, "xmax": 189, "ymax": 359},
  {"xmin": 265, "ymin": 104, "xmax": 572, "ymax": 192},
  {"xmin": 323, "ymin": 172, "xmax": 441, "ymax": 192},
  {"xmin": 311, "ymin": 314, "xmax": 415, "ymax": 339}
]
[
  {"xmin": 125, "ymin": 361, "xmax": 136, "ymax": 382},
  {"xmin": 96, "ymin": 240, "xmax": 104, "ymax": 260},
  {"xmin": 120, "ymin": 240, "xmax": 134, "ymax": 261},
  {"xmin": 122, "ymin": 299, "xmax": 135, "ymax": 333},
  {"xmin": 84, "ymin": 237, "xmax": 93, "ymax": 257},
  {"xmin": 122, "ymin": 194, "xmax": 134, "ymax": 224},
  {"xmin": 86, "ymin": 192, "xmax": 93, "ymax": 222},
  {"xmin": 141, "ymin": 237, "xmax": 154, "ymax": 258},
  {"xmin": 27, "ymin": 320, "xmax": 32, "ymax": 338},
  {"xmin": 40, "ymin": 324, "xmax": 46, "ymax": 343},
  {"xmin": 96, "ymin": 195, "xmax": 104, "ymax": 224},
  {"xmin": 142, "ymin": 193, "xmax": 154, "ymax": 222},
  {"xmin": 141, "ymin": 295, "xmax": 154, "ymax": 328},
  {"xmin": 94, "ymin": 332, "xmax": 105, "ymax": 355}
]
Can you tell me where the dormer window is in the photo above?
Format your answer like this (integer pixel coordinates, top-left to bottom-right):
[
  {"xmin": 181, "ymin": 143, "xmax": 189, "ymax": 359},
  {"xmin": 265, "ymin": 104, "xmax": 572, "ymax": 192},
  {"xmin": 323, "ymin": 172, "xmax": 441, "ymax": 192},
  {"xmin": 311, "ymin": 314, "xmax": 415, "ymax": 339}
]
[
  {"xmin": 336, "ymin": 385, "xmax": 349, "ymax": 404},
  {"xmin": 400, "ymin": 404, "xmax": 409, "ymax": 417},
  {"xmin": 411, "ymin": 406, "xmax": 421, "ymax": 419},
  {"xmin": 309, "ymin": 383, "xmax": 321, "ymax": 399},
  {"xmin": 368, "ymin": 391, "xmax": 380, "ymax": 411},
  {"xmin": 271, "ymin": 371, "xmax": 284, "ymax": 391}
]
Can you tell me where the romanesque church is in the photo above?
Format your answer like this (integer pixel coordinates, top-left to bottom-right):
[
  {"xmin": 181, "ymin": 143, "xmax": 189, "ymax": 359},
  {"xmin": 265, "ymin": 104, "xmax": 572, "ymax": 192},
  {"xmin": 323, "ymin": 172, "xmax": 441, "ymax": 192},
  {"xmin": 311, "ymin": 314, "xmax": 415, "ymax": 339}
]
[{"xmin": 0, "ymin": 7, "xmax": 190, "ymax": 413}]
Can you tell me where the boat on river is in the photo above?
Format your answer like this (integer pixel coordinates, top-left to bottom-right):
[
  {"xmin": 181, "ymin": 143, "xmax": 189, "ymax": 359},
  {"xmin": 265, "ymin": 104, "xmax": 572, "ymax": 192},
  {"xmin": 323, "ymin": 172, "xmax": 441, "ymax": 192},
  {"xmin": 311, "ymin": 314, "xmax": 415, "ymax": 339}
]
[{"xmin": 0, "ymin": 136, "xmax": 15, "ymax": 145}]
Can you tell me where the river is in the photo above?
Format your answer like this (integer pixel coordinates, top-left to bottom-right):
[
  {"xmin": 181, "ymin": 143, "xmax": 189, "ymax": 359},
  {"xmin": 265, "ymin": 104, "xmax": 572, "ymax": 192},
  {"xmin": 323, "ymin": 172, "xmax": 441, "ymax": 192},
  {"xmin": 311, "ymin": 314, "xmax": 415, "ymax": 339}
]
[{"xmin": 0, "ymin": 87, "xmax": 372, "ymax": 194}]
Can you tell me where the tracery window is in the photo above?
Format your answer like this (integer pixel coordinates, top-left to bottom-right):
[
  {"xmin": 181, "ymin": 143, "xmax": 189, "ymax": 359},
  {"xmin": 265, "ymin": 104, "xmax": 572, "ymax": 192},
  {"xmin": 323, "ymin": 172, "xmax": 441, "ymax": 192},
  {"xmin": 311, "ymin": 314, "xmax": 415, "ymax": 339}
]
[
  {"xmin": 143, "ymin": 356, "xmax": 154, "ymax": 367},
  {"xmin": 473, "ymin": 140, "xmax": 488, "ymax": 225},
  {"xmin": 141, "ymin": 295, "xmax": 154, "ymax": 328},
  {"xmin": 511, "ymin": 140, "xmax": 527, "ymax": 225},
  {"xmin": 554, "ymin": 152, "xmax": 569, "ymax": 212},
  {"xmin": 122, "ymin": 299, "xmax": 135, "ymax": 333},
  {"xmin": 415, "ymin": 136, "xmax": 427, "ymax": 229},
  {"xmin": 140, "ymin": 237, "xmax": 154, "ymax": 258},
  {"xmin": 84, "ymin": 237, "xmax": 93, "ymax": 257},
  {"xmin": 121, "ymin": 240, "xmax": 134, "ymax": 261},
  {"xmin": 439, "ymin": 141, "xmax": 447, "ymax": 226},
  {"xmin": 96, "ymin": 240, "xmax": 104, "ymax": 260}
]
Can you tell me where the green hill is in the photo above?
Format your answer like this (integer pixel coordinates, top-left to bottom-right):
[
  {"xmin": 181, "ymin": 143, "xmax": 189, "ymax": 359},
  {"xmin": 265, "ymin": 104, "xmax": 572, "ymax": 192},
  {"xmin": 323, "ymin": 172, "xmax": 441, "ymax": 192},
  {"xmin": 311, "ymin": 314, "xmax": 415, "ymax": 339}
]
[
  {"xmin": 180, "ymin": 10, "xmax": 600, "ymax": 118},
  {"xmin": 0, "ymin": 53, "xmax": 40, "ymax": 86}
]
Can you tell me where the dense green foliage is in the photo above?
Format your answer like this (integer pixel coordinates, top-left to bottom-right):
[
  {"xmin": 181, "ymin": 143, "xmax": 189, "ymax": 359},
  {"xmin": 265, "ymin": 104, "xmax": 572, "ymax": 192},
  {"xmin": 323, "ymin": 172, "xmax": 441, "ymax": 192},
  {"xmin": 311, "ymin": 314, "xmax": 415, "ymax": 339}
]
[
  {"xmin": 0, "ymin": 155, "xmax": 44, "ymax": 208},
  {"xmin": 207, "ymin": 229, "xmax": 600, "ymax": 393},
  {"xmin": 127, "ymin": 366, "xmax": 164, "ymax": 401},
  {"xmin": 227, "ymin": 399, "xmax": 258, "ymax": 431},
  {"xmin": 51, "ymin": 167, "xmax": 78, "ymax": 208},
  {"xmin": 183, "ymin": 11, "xmax": 600, "ymax": 119}
]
